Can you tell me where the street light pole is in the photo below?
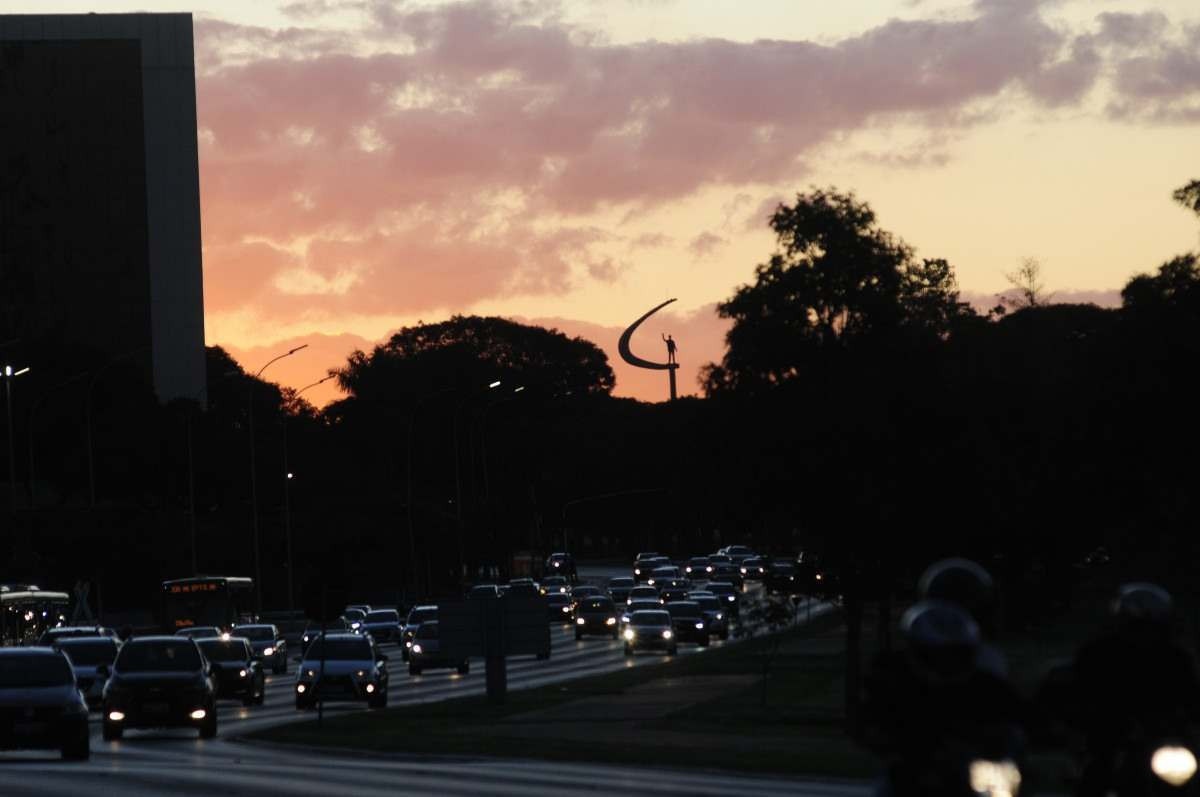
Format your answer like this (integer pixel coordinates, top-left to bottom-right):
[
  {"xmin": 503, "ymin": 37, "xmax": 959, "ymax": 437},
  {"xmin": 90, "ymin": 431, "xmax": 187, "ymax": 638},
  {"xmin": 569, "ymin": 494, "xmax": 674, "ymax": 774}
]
[
  {"xmin": 4, "ymin": 365, "xmax": 31, "ymax": 514},
  {"xmin": 248, "ymin": 344, "xmax": 308, "ymax": 614},
  {"xmin": 283, "ymin": 374, "xmax": 333, "ymax": 611}
]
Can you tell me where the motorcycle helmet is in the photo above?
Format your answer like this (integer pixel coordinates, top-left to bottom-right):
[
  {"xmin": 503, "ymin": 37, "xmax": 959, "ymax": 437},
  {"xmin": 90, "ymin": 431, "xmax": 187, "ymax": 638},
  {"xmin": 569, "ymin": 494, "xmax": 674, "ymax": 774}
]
[
  {"xmin": 1112, "ymin": 582, "xmax": 1173, "ymax": 625},
  {"xmin": 918, "ymin": 558, "xmax": 996, "ymax": 635},
  {"xmin": 901, "ymin": 600, "xmax": 981, "ymax": 682}
]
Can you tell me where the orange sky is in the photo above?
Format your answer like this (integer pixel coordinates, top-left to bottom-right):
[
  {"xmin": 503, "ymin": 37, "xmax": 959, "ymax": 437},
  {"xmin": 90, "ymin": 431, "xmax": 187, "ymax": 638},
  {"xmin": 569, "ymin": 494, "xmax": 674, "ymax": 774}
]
[{"xmin": 25, "ymin": 1, "xmax": 1200, "ymax": 405}]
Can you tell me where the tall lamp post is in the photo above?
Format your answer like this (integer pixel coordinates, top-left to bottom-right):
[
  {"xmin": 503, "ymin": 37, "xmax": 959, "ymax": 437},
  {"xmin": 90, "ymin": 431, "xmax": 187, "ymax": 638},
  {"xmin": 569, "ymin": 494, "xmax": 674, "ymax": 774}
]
[
  {"xmin": 248, "ymin": 344, "xmax": 308, "ymax": 613},
  {"xmin": 4, "ymin": 365, "xmax": 31, "ymax": 513},
  {"xmin": 282, "ymin": 374, "xmax": 333, "ymax": 610}
]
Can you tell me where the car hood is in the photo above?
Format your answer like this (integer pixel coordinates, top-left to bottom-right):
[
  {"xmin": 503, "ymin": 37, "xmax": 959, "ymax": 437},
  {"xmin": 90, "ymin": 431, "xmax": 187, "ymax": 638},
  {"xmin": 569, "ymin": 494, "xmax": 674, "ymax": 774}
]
[
  {"xmin": 298, "ymin": 659, "xmax": 375, "ymax": 677},
  {"xmin": 211, "ymin": 661, "xmax": 251, "ymax": 672},
  {"xmin": 0, "ymin": 685, "xmax": 79, "ymax": 706},
  {"xmin": 248, "ymin": 640, "xmax": 277, "ymax": 652},
  {"xmin": 111, "ymin": 672, "xmax": 204, "ymax": 689},
  {"xmin": 70, "ymin": 664, "xmax": 108, "ymax": 678}
]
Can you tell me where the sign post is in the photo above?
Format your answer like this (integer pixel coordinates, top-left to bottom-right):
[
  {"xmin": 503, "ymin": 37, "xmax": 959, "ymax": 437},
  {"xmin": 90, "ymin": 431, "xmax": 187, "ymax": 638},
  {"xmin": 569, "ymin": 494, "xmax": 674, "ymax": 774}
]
[{"xmin": 439, "ymin": 597, "xmax": 549, "ymax": 704}]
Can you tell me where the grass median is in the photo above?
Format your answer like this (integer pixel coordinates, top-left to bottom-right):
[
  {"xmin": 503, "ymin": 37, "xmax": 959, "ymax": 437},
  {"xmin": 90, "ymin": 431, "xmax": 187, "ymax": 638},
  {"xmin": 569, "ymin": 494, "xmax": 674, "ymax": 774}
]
[{"xmin": 246, "ymin": 609, "xmax": 883, "ymax": 778}]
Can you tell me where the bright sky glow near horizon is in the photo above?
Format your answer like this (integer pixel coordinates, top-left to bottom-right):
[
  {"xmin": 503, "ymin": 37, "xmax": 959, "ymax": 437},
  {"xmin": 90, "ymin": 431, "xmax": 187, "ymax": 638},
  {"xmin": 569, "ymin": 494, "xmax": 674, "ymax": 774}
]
[{"xmin": 9, "ymin": 0, "xmax": 1200, "ymax": 405}]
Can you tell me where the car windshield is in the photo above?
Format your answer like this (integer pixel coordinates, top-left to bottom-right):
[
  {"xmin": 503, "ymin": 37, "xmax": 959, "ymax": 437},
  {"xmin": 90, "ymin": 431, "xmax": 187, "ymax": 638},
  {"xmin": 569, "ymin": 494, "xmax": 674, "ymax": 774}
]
[
  {"xmin": 58, "ymin": 639, "xmax": 119, "ymax": 666},
  {"xmin": 303, "ymin": 638, "xmax": 372, "ymax": 661},
  {"xmin": 708, "ymin": 584, "xmax": 734, "ymax": 595},
  {"xmin": 408, "ymin": 607, "xmax": 438, "ymax": 624},
  {"xmin": 118, "ymin": 641, "xmax": 202, "ymax": 672},
  {"xmin": 366, "ymin": 610, "xmax": 399, "ymax": 623},
  {"xmin": 343, "ymin": 609, "xmax": 366, "ymax": 621},
  {"xmin": 668, "ymin": 602, "xmax": 701, "ymax": 618},
  {"xmin": 628, "ymin": 601, "xmax": 659, "ymax": 613},
  {"xmin": 236, "ymin": 626, "xmax": 276, "ymax": 641},
  {"xmin": 0, "ymin": 654, "xmax": 74, "ymax": 687},
  {"xmin": 694, "ymin": 597, "xmax": 721, "ymax": 611},
  {"xmin": 415, "ymin": 623, "xmax": 439, "ymax": 640},
  {"xmin": 197, "ymin": 640, "xmax": 249, "ymax": 662},
  {"xmin": 610, "ymin": 578, "xmax": 634, "ymax": 587},
  {"xmin": 548, "ymin": 595, "xmax": 569, "ymax": 605},
  {"xmin": 631, "ymin": 612, "xmax": 670, "ymax": 627},
  {"xmin": 176, "ymin": 627, "xmax": 220, "ymax": 638},
  {"xmin": 581, "ymin": 599, "xmax": 613, "ymax": 612}
]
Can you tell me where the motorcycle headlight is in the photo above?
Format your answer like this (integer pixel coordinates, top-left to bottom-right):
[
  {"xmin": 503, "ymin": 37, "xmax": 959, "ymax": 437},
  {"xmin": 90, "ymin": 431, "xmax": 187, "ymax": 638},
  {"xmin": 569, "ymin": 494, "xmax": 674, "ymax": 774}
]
[
  {"xmin": 1153, "ymin": 746, "xmax": 1198, "ymax": 787},
  {"xmin": 969, "ymin": 759, "xmax": 1022, "ymax": 797}
]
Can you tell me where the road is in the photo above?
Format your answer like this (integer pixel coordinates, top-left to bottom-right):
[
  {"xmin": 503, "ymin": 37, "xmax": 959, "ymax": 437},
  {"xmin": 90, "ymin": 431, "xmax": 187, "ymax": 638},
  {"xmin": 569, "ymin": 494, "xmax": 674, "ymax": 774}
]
[{"xmin": 0, "ymin": 583, "xmax": 859, "ymax": 795}]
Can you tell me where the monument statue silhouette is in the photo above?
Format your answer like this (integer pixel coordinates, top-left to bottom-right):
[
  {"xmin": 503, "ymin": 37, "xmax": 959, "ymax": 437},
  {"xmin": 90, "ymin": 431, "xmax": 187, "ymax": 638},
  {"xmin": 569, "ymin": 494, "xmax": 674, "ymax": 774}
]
[{"xmin": 618, "ymin": 298, "xmax": 680, "ymax": 401}]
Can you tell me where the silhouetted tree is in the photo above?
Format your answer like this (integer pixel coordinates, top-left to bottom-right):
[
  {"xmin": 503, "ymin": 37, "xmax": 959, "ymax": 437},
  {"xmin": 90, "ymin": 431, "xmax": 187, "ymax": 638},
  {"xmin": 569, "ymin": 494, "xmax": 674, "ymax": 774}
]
[
  {"xmin": 1173, "ymin": 179, "xmax": 1200, "ymax": 217},
  {"xmin": 1000, "ymin": 257, "xmax": 1055, "ymax": 310}
]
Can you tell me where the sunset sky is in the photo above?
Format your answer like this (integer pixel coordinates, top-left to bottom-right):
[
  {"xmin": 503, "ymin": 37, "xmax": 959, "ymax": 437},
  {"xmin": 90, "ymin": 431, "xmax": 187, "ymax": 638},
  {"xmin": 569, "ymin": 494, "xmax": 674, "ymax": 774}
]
[{"xmin": 19, "ymin": 0, "xmax": 1200, "ymax": 405}]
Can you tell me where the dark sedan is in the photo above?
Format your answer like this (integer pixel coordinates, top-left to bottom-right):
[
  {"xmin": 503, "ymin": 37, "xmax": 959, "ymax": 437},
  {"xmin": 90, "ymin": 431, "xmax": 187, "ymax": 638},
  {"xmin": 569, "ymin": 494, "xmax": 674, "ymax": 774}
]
[
  {"xmin": 711, "ymin": 563, "xmax": 744, "ymax": 590},
  {"xmin": 544, "ymin": 552, "xmax": 577, "ymax": 581},
  {"xmin": 740, "ymin": 557, "xmax": 767, "ymax": 581},
  {"xmin": 196, "ymin": 637, "xmax": 265, "ymax": 706},
  {"xmin": 622, "ymin": 610, "xmax": 676, "ymax": 656},
  {"xmin": 407, "ymin": 622, "xmax": 469, "ymax": 676},
  {"xmin": 691, "ymin": 594, "xmax": 730, "ymax": 640},
  {"xmin": 301, "ymin": 618, "xmax": 348, "ymax": 650},
  {"xmin": 0, "ymin": 648, "xmax": 90, "ymax": 760},
  {"xmin": 402, "ymin": 605, "xmax": 438, "ymax": 660},
  {"xmin": 626, "ymin": 585, "xmax": 661, "ymax": 605},
  {"xmin": 666, "ymin": 601, "xmax": 710, "ymax": 647},
  {"xmin": 361, "ymin": 609, "xmax": 402, "ymax": 642},
  {"xmin": 706, "ymin": 582, "xmax": 741, "ymax": 617},
  {"xmin": 574, "ymin": 597, "xmax": 619, "ymax": 640},
  {"xmin": 684, "ymin": 557, "xmax": 714, "ymax": 579},
  {"xmin": 102, "ymin": 637, "xmax": 217, "ymax": 740},
  {"xmin": 233, "ymin": 624, "xmax": 288, "ymax": 674},
  {"xmin": 547, "ymin": 593, "xmax": 573, "ymax": 622},
  {"xmin": 607, "ymin": 576, "xmax": 636, "ymax": 605},
  {"xmin": 38, "ymin": 626, "xmax": 120, "ymax": 645},
  {"xmin": 295, "ymin": 633, "xmax": 389, "ymax": 709}
]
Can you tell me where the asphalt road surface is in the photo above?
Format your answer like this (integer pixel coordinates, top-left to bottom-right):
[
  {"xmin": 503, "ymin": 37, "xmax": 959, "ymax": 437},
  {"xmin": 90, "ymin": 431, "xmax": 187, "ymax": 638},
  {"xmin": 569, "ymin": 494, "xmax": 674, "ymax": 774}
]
[{"xmin": 0, "ymin": 587, "xmax": 857, "ymax": 795}]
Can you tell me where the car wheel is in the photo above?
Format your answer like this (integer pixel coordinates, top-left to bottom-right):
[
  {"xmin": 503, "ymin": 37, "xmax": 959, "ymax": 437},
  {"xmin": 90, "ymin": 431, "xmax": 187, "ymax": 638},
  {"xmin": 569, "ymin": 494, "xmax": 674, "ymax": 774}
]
[
  {"xmin": 409, "ymin": 663, "xmax": 421, "ymax": 676},
  {"xmin": 199, "ymin": 710, "xmax": 218, "ymax": 739},
  {"xmin": 255, "ymin": 683, "xmax": 266, "ymax": 705},
  {"xmin": 242, "ymin": 693, "xmax": 255, "ymax": 707},
  {"xmin": 368, "ymin": 689, "xmax": 387, "ymax": 709},
  {"xmin": 574, "ymin": 631, "xmax": 583, "ymax": 641},
  {"xmin": 61, "ymin": 730, "xmax": 90, "ymax": 761},
  {"xmin": 623, "ymin": 644, "xmax": 633, "ymax": 657},
  {"xmin": 102, "ymin": 721, "xmax": 123, "ymax": 741},
  {"xmin": 457, "ymin": 661, "xmax": 470, "ymax": 676},
  {"xmin": 295, "ymin": 697, "xmax": 312, "ymax": 710}
]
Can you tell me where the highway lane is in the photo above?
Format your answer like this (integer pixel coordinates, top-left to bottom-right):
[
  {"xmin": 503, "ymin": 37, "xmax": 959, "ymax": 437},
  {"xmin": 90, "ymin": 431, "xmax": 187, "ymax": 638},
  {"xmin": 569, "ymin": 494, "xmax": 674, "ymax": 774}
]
[{"xmin": 0, "ymin": 593, "xmax": 845, "ymax": 794}]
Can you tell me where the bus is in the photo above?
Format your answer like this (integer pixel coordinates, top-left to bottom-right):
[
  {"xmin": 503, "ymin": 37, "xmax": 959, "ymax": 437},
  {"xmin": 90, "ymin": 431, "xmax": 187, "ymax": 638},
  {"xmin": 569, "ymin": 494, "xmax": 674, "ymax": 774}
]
[
  {"xmin": 161, "ymin": 576, "xmax": 255, "ymax": 632},
  {"xmin": 1, "ymin": 584, "xmax": 71, "ymax": 646}
]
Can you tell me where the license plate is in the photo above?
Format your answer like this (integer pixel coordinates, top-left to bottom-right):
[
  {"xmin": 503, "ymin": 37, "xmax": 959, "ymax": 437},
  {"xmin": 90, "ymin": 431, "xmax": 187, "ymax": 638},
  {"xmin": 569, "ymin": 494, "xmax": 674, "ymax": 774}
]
[{"xmin": 143, "ymin": 701, "xmax": 169, "ymax": 714}]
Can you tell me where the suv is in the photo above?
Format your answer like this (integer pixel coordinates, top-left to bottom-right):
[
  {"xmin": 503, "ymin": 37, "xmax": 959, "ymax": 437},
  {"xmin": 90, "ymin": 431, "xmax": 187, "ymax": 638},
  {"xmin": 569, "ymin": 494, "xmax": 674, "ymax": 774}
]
[
  {"xmin": 295, "ymin": 633, "xmax": 389, "ymax": 709},
  {"xmin": 196, "ymin": 637, "xmax": 265, "ymax": 707},
  {"xmin": 402, "ymin": 605, "xmax": 438, "ymax": 660},
  {"xmin": 0, "ymin": 648, "xmax": 90, "ymax": 760},
  {"xmin": 545, "ymin": 552, "xmax": 577, "ymax": 581},
  {"xmin": 232, "ymin": 624, "xmax": 288, "ymax": 674},
  {"xmin": 622, "ymin": 610, "xmax": 676, "ymax": 656},
  {"xmin": 607, "ymin": 576, "xmax": 636, "ymax": 605},
  {"xmin": 102, "ymin": 637, "xmax": 217, "ymax": 740},
  {"xmin": 632, "ymin": 553, "xmax": 662, "ymax": 583},
  {"xmin": 666, "ymin": 601, "xmax": 710, "ymax": 647},
  {"xmin": 690, "ymin": 593, "xmax": 730, "ymax": 640},
  {"xmin": 361, "ymin": 609, "xmax": 402, "ymax": 642},
  {"xmin": 574, "ymin": 597, "xmax": 619, "ymax": 640}
]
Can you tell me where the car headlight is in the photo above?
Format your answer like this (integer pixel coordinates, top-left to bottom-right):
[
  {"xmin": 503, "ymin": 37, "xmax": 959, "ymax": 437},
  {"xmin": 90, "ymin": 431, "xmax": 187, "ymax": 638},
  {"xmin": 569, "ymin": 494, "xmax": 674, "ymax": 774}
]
[
  {"xmin": 1153, "ymin": 747, "xmax": 1197, "ymax": 786},
  {"xmin": 740, "ymin": 568, "xmax": 747, "ymax": 574},
  {"xmin": 623, "ymin": 628, "xmax": 634, "ymax": 641},
  {"xmin": 705, "ymin": 566, "xmax": 713, "ymax": 572},
  {"xmin": 716, "ymin": 613, "xmax": 723, "ymax": 620},
  {"xmin": 969, "ymin": 759, "xmax": 1022, "ymax": 797},
  {"xmin": 412, "ymin": 644, "xmax": 423, "ymax": 654},
  {"xmin": 356, "ymin": 670, "xmax": 366, "ymax": 678},
  {"xmin": 306, "ymin": 669, "xmax": 316, "ymax": 677},
  {"xmin": 561, "ymin": 606, "xmax": 571, "ymax": 613},
  {"xmin": 576, "ymin": 618, "xmax": 586, "ymax": 626},
  {"xmin": 605, "ymin": 617, "xmax": 616, "ymax": 626},
  {"xmin": 634, "ymin": 568, "xmax": 641, "ymax": 575},
  {"xmin": 694, "ymin": 622, "xmax": 705, "ymax": 630},
  {"xmin": 405, "ymin": 640, "xmax": 413, "ymax": 648},
  {"xmin": 296, "ymin": 684, "xmax": 307, "ymax": 694},
  {"xmin": 351, "ymin": 622, "xmax": 361, "ymax": 630},
  {"xmin": 553, "ymin": 562, "xmax": 561, "ymax": 568},
  {"xmin": 647, "ymin": 579, "xmax": 655, "ymax": 586},
  {"xmin": 238, "ymin": 669, "xmax": 248, "ymax": 678},
  {"xmin": 685, "ymin": 567, "xmax": 692, "ymax": 573},
  {"xmin": 727, "ymin": 596, "xmax": 736, "ymax": 602},
  {"xmin": 662, "ymin": 630, "xmax": 673, "ymax": 639},
  {"xmin": 263, "ymin": 646, "xmax": 275, "ymax": 656}
]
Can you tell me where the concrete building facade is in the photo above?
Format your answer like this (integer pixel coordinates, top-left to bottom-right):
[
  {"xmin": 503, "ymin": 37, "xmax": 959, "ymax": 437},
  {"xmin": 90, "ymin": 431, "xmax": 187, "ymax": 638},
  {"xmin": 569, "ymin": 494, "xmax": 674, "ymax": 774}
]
[{"xmin": 0, "ymin": 13, "xmax": 205, "ymax": 402}]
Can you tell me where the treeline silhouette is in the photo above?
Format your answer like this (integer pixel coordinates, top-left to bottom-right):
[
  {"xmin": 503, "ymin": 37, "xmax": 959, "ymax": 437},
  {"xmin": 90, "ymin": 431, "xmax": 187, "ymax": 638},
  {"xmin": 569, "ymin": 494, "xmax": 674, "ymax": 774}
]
[{"xmin": 2, "ymin": 182, "xmax": 1198, "ymax": 625}]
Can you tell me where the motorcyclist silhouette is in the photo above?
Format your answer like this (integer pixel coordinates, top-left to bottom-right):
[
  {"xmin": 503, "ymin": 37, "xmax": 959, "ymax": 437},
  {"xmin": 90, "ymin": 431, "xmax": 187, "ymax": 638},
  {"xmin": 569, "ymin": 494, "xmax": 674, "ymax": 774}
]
[
  {"xmin": 918, "ymin": 557, "xmax": 1007, "ymax": 678},
  {"xmin": 1057, "ymin": 583, "xmax": 1200, "ymax": 796}
]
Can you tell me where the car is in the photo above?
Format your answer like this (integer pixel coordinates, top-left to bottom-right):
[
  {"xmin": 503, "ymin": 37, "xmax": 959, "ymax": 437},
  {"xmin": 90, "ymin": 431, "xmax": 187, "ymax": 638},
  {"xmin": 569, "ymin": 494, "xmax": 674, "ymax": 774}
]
[
  {"xmin": 0, "ymin": 648, "xmax": 90, "ymax": 760},
  {"xmin": 402, "ymin": 605, "xmax": 439, "ymax": 660},
  {"xmin": 706, "ymin": 582, "xmax": 741, "ymax": 617},
  {"xmin": 546, "ymin": 593, "xmax": 573, "ymax": 622},
  {"xmin": 660, "ymin": 586, "xmax": 690, "ymax": 604},
  {"xmin": 621, "ymin": 598, "xmax": 662, "ymax": 626},
  {"xmin": 55, "ymin": 636, "xmax": 120, "ymax": 708},
  {"xmin": 711, "ymin": 563, "xmax": 744, "ymax": 590},
  {"xmin": 407, "ymin": 621, "xmax": 470, "ymax": 676},
  {"xmin": 797, "ymin": 551, "xmax": 837, "ymax": 595},
  {"xmin": 295, "ymin": 632, "xmax": 389, "ymax": 709},
  {"xmin": 708, "ymin": 553, "xmax": 732, "ymax": 568},
  {"xmin": 544, "ymin": 552, "xmax": 577, "ymax": 581},
  {"xmin": 507, "ymin": 578, "xmax": 541, "ymax": 598},
  {"xmin": 467, "ymin": 584, "xmax": 501, "ymax": 600},
  {"xmin": 38, "ymin": 625, "xmax": 120, "ymax": 645},
  {"xmin": 232, "ymin": 623, "xmax": 288, "ymax": 674},
  {"xmin": 684, "ymin": 557, "xmax": 713, "ymax": 579},
  {"xmin": 607, "ymin": 576, "xmax": 636, "ymax": 604},
  {"xmin": 646, "ymin": 565, "xmax": 682, "ymax": 587},
  {"xmin": 632, "ymin": 553, "xmax": 663, "ymax": 583},
  {"xmin": 765, "ymin": 561, "xmax": 800, "ymax": 595},
  {"xmin": 344, "ymin": 604, "xmax": 372, "ymax": 616},
  {"xmin": 101, "ymin": 636, "xmax": 218, "ymax": 740},
  {"xmin": 574, "ymin": 597, "xmax": 619, "ymax": 640},
  {"xmin": 665, "ymin": 601, "xmax": 710, "ymax": 647},
  {"xmin": 740, "ymin": 557, "xmax": 767, "ymax": 580},
  {"xmin": 174, "ymin": 626, "xmax": 223, "ymax": 640},
  {"xmin": 540, "ymin": 576, "xmax": 570, "ymax": 595},
  {"xmin": 722, "ymin": 545, "xmax": 756, "ymax": 564},
  {"xmin": 690, "ymin": 594, "xmax": 730, "ymax": 640},
  {"xmin": 196, "ymin": 637, "xmax": 265, "ymax": 707},
  {"xmin": 301, "ymin": 618, "xmax": 349, "ymax": 650},
  {"xmin": 361, "ymin": 609, "xmax": 402, "ymax": 642},
  {"xmin": 626, "ymin": 585, "xmax": 661, "ymax": 605},
  {"xmin": 622, "ymin": 610, "xmax": 676, "ymax": 656},
  {"xmin": 342, "ymin": 608, "xmax": 368, "ymax": 633}
]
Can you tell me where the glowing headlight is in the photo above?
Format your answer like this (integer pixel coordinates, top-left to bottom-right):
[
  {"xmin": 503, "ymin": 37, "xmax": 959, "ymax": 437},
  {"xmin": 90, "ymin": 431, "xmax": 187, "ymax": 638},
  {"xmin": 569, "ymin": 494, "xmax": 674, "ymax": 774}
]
[
  {"xmin": 662, "ymin": 630, "xmax": 673, "ymax": 639},
  {"xmin": 365, "ymin": 683, "xmax": 376, "ymax": 694},
  {"xmin": 561, "ymin": 606, "xmax": 571, "ymax": 613},
  {"xmin": 695, "ymin": 622, "xmax": 705, "ymax": 630},
  {"xmin": 412, "ymin": 644, "xmax": 423, "ymax": 654},
  {"xmin": 190, "ymin": 709, "xmax": 207, "ymax": 720},
  {"xmin": 356, "ymin": 670, "xmax": 366, "ymax": 677},
  {"xmin": 716, "ymin": 613, "xmax": 723, "ymax": 620},
  {"xmin": 647, "ymin": 579, "xmax": 655, "ymax": 586},
  {"xmin": 296, "ymin": 684, "xmax": 307, "ymax": 693},
  {"xmin": 605, "ymin": 617, "xmax": 616, "ymax": 626},
  {"xmin": 969, "ymin": 759, "xmax": 1021, "ymax": 797},
  {"xmin": 108, "ymin": 711, "xmax": 125, "ymax": 722},
  {"xmin": 238, "ymin": 669, "xmax": 248, "ymax": 678},
  {"xmin": 553, "ymin": 562, "xmax": 561, "ymax": 568},
  {"xmin": 405, "ymin": 640, "xmax": 412, "ymax": 648},
  {"xmin": 351, "ymin": 622, "xmax": 361, "ymax": 629},
  {"xmin": 576, "ymin": 618, "xmax": 586, "ymax": 625},
  {"xmin": 740, "ymin": 568, "xmax": 747, "ymax": 574},
  {"xmin": 263, "ymin": 646, "xmax": 275, "ymax": 656},
  {"xmin": 623, "ymin": 628, "xmax": 635, "ymax": 641},
  {"xmin": 727, "ymin": 596, "xmax": 736, "ymax": 602},
  {"xmin": 306, "ymin": 669, "xmax": 316, "ymax": 677},
  {"xmin": 815, "ymin": 573, "xmax": 823, "ymax": 581},
  {"xmin": 705, "ymin": 566, "xmax": 713, "ymax": 572},
  {"xmin": 220, "ymin": 632, "xmax": 231, "ymax": 641},
  {"xmin": 634, "ymin": 568, "xmax": 641, "ymax": 575},
  {"xmin": 1153, "ymin": 746, "xmax": 1198, "ymax": 786}
]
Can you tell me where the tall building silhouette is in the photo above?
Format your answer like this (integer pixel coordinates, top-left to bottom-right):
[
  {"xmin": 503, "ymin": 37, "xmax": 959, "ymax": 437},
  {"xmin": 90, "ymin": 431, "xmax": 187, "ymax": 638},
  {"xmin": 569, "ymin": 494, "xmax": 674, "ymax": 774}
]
[{"xmin": 0, "ymin": 13, "xmax": 204, "ymax": 402}]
